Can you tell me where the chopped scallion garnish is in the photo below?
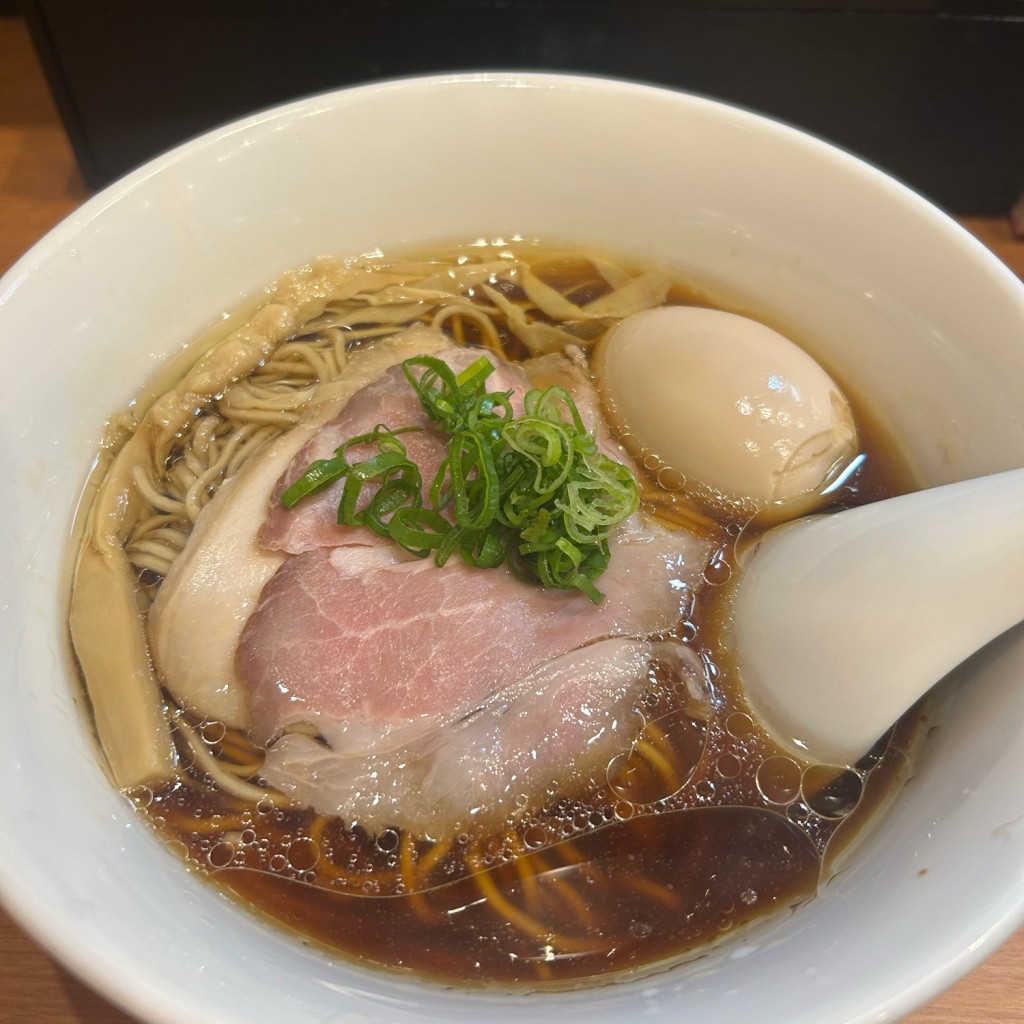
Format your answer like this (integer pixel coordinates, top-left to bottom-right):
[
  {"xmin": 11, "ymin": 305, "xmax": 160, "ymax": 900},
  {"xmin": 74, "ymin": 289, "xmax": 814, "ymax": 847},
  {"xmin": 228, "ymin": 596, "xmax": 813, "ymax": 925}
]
[{"xmin": 280, "ymin": 355, "xmax": 639, "ymax": 602}]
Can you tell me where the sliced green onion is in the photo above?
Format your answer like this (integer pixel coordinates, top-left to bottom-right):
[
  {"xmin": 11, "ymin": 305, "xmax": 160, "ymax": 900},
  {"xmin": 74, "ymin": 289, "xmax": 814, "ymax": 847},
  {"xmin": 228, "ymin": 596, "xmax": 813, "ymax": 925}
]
[
  {"xmin": 388, "ymin": 507, "xmax": 451, "ymax": 558},
  {"xmin": 282, "ymin": 354, "xmax": 639, "ymax": 602},
  {"xmin": 280, "ymin": 456, "xmax": 348, "ymax": 508},
  {"xmin": 448, "ymin": 429, "xmax": 499, "ymax": 530}
]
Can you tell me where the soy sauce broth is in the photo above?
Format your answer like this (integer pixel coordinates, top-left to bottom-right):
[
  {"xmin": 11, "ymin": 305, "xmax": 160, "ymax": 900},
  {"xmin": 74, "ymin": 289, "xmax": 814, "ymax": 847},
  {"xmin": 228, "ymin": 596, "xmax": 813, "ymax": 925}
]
[{"xmin": 104, "ymin": 242, "xmax": 923, "ymax": 986}]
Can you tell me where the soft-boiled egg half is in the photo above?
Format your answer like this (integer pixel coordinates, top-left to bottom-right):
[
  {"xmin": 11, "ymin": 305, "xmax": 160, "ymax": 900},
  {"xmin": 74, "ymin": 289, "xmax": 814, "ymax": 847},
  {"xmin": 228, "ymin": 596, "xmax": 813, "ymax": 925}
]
[{"xmin": 595, "ymin": 306, "xmax": 858, "ymax": 519}]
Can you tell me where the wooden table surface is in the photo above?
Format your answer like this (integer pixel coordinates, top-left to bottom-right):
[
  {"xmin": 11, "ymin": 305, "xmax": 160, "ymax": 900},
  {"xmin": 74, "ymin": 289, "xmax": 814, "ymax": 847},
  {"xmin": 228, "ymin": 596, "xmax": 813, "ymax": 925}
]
[{"xmin": 3, "ymin": 13, "xmax": 1024, "ymax": 1024}]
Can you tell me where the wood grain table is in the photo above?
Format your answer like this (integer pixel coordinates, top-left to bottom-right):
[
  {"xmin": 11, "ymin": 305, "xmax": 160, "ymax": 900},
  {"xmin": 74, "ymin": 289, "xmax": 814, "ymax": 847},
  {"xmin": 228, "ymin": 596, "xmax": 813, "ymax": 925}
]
[{"xmin": 2, "ymin": 13, "xmax": 1023, "ymax": 1024}]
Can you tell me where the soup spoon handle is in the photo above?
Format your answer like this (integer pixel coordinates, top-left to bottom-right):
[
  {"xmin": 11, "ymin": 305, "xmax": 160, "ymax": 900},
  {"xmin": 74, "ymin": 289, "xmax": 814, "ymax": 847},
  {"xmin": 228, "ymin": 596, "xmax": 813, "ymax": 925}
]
[{"xmin": 732, "ymin": 466, "xmax": 1024, "ymax": 766}]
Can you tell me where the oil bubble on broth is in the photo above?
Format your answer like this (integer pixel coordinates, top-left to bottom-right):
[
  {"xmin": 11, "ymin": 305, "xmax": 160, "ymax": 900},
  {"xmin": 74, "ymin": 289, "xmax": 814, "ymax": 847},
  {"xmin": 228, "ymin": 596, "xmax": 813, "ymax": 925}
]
[{"xmin": 69, "ymin": 241, "xmax": 924, "ymax": 986}]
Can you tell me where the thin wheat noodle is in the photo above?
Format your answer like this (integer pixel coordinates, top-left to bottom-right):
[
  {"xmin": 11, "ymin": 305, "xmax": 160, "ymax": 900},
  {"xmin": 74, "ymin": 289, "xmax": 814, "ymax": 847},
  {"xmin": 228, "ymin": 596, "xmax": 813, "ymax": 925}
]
[{"xmin": 177, "ymin": 717, "xmax": 290, "ymax": 807}]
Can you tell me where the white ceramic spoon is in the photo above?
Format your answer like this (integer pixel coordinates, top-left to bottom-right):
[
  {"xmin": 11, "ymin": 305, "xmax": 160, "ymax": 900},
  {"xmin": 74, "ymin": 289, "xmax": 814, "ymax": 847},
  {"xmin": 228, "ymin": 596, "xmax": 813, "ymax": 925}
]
[{"xmin": 732, "ymin": 467, "xmax": 1024, "ymax": 766}]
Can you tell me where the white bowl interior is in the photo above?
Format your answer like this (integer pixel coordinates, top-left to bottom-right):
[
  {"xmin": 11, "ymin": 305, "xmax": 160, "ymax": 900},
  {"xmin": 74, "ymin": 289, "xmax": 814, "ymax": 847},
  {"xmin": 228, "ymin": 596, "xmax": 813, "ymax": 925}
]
[{"xmin": 2, "ymin": 72, "xmax": 1024, "ymax": 1024}]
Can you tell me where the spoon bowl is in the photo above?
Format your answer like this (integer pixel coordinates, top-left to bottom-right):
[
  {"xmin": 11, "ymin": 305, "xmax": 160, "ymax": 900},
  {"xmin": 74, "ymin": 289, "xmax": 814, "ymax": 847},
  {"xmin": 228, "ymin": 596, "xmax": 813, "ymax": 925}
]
[{"xmin": 733, "ymin": 467, "xmax": 1024, "ymax": 765}]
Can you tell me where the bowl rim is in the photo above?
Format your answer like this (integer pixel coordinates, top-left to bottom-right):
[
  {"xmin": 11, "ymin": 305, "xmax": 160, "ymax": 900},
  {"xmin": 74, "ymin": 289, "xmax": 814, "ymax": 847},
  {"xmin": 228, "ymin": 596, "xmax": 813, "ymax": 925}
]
[
  {"xmin": 3, "ymin": 68, "xmax": 1024, "ymax": 1024},
  {"xmin": 4, "ymin": 67, "xmax": 1019, "ymax": 304}
]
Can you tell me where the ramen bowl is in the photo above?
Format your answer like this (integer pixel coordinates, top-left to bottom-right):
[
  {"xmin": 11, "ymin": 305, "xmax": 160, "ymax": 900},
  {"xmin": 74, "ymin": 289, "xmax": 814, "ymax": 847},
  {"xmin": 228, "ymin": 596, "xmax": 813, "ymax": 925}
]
[{"xmin": 2, "ymin": 72, "xmax": 1023, "ymax": 1024}]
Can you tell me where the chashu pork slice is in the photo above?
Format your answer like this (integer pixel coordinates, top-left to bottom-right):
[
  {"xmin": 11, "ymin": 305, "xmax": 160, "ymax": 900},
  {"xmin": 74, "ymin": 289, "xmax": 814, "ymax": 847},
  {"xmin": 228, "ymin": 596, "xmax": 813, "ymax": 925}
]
[
  {"xmin": 259, "ymin": 639, "xmax": 709, "ymax": 838},
  {"xmin": 235, "ymin": 343, "xmax": 714, "ymax": 832},
  {"xmin": 237, "ymin": 515, "xmax": 710, "ymax": 757}
]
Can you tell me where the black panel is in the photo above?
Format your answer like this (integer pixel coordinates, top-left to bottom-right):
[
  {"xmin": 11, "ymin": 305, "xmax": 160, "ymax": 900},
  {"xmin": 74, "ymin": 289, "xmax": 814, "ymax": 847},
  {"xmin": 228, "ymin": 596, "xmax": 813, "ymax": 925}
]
[{"xmin": 19, "ymin": 0, "xmax": 1024, "ymax": 213}]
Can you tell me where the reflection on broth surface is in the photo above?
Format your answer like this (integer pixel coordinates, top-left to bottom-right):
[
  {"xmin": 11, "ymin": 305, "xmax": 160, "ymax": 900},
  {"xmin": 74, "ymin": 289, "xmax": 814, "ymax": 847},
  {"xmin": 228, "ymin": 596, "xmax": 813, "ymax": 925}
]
[{"xmin": 71, "ymin": 241, "xmax": 922, "ymax": 985}]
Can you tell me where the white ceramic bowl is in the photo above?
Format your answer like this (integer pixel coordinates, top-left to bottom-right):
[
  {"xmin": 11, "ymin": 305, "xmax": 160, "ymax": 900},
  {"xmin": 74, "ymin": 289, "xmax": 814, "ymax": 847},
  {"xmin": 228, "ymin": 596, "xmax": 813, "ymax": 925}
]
[{"xmin": 2, "ymin": 72, "xmax": 1024, "ymax": 1024}]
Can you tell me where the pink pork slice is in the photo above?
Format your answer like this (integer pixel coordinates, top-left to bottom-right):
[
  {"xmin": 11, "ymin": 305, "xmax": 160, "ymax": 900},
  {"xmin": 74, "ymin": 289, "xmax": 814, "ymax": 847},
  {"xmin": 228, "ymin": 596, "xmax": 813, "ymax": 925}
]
[
  {"xmin": 238, "ymin": 523, "xmax": 706, "ymax": 756},
  {"xmin": 236, "ymin": 344, "xmax": 712, "ymax": 831},
  {"xmin": 258, "ymin": 638, "xmax": 708, "ymax": 838}
]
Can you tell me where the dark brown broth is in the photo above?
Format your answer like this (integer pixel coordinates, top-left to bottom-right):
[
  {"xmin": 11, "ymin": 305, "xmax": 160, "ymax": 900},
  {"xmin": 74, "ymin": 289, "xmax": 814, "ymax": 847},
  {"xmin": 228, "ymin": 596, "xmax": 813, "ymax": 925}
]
[{"xmin": 130, "ymin": 245, "xmax": 922, "ymax": 987}]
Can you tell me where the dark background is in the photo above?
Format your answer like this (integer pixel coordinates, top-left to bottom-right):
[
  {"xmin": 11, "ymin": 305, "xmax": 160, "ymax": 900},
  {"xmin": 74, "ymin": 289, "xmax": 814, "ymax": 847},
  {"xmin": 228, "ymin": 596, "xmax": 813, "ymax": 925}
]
[{"xmin": 17, "ymin": 0, "xmax": 1024, "ymax": 214}]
